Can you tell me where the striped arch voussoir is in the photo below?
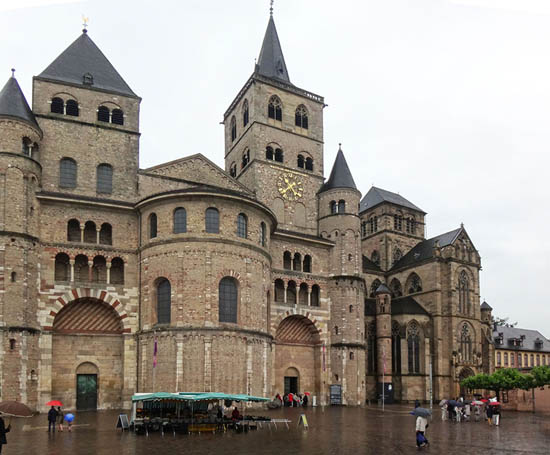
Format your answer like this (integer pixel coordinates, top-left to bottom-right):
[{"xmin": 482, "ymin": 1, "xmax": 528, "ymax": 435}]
[
  {"xmin": 273, "ymin": 308, "xmax": 321, "ymax": 335},
  {"xmin": 46, "ymin": 288, "xmax": 130, "ymax": 332}
]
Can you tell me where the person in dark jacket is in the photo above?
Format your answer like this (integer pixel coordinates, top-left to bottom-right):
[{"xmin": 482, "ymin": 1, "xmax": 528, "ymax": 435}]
[
  {"xmin": 47, "ymin": 406, "xmax": 58, "ymax": 433},
  {"xmin": 0, "ymin": 416, "xmax": 11, "ymax": 454}
]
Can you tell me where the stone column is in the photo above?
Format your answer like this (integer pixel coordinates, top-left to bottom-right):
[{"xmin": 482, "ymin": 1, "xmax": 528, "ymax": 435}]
[
  {"xmin": 88, "ymin": 261, "xmax": 93, "ymax": 282},
  {"xmin": 106, "ymin": 262, "xmax": 111, "ymax": 285},
  {"xmin": 69, "ymin": 259, "xmax": 75, "ymax": 282},
  {"xmin": 283, "ymin": 282, "xmax": 287, "ymax": 304},
  {"xmin": 79, "ymin": 224, "xmax": 85, "ymax": 243},
  {"xmin": 307, "ymin": 288, "xmax": 311, "ymax": 306},
  {"xmin": 96, "ymin": 227, "xmax": 101, "ymax": 244}
]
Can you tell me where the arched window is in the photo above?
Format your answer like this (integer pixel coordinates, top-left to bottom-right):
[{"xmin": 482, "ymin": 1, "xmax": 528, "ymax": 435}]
[
  {"xmin": 54, "ymin": 253, "xmax": 70, "ymax": 281},
  {"xmin": 51, "ymin": 97, "xmax": 64, "ymax": 114},
  {"xmin": 394, "ymin": 214, "xmax": 403, "ymax": 231},
  {"xmin": 371, "ymin": 250, "xmax": 380, "ymax": 266},
  {"xmin": 67, "ymin": 219, "xmax": 80, "ymax": 242},
  {"xmin": 303, "ymin": 255, "xmax": 312, "ymax": 273},
  {"xmin": 407, "ymin": 322, "xmax": 420, "ymax": 373},
  {"xmin": 370, "ymin": 279, "xmax": 382, "ymax": 298},
  {"xmin": 96, "ymin": 163, "xmax": 113, "ymax": 194},
  {"xmin": 230, "ymin": 162, "xmax": 237, "ymax": 177},
  {"xmin": 99, "ymin": 223, "xmax": 112, "ymax": 245},
  {"xmin": 242, "ymin": 99, "xmax": 249, "ymax": 127},
  {"xmin": 266, "ymin": 146, "xmax": 274, "ymax": 160},
  {"xmin": 237, "ymin": 213, "xmax": 247, "ymax": 238},
  {"xmin": 305, "ymin": 157, "xmax": 313, "ymax": 171},
  {"xmin": 84, "ymin": 221, "xmax": 96, "ymax": 243},
  {"xmin": 22, "ymin": 137, "xmax": 32, "ymax": 156},
  {"xmin": 389, "ymin": 278, "xmax": 402, "ymax": 298},
  {"xmin": 283, "ymin": 251, "xmax": 292, "ymax": 270},
  {"xmin": 299, "ymin": 283, "xmax": 308, "ymax": 305},
  {"xmin": 275, "ymin": 148, "xmax": 283, "ymax": 162},
  {"xmin": 330, "ymin": 201, "xmax": 337, "ymax": 214},
  {"xmin": 157, "ymin": 278, "xmax": 171, "ymax": 324},
  {"xmin": 97, "ymin": 105, "xmax": 110, "ymax": 122},
  {"xmin": 173, "ymin": 207, "xmax": 187, "ymax": 234},
  {"xmin": 205, "ymin": 208, "xmax": 219, "ymax": 233},
  {"xmin": 268, "ymin": 95, "xmax": 282, "ymax": 121},
  {"xmin": 295, "ymin": 105, "xmax": 308, "ymax": 129},
  {"xmin": 149, "ymin": 213, "xmax": 157, "ymax": 239},
  {"xmin": 59, "ymin": 158, "xmax": 77, "ymax": 188},
  {"xmin": 297, "ymin": 154, "xmax": 305, "ymax": 168},
  {"xmin": 458, "ymin": 271, "xmax": 470, "ymax": 314},
  {"xmin": 241, "ymin": 149, "xmax": 250, "ymax": 168},
  {"xmin": 92, "ymin": 256, "xmax": 107, "ymax": 283},
  {"xmin": 230, "ymin": 116, "xmax": 237, "ymax": 141},
  {"xmin": 293, "ymin": 253, "xmax": 302, "ymax": 271},
  {"xmin": 392, "ymin": 248, "xmax": 403, "ymax": 267},
  {"xmin": 459, "ymin": 323, "xmax": 472, "ymax": 362},
  {"xmin": 111, "ymin": 109, "xmax": 124, "ymax": 125},
  {"xmin": 406, "ymin": 217, "xmax": 416, "ymax": 234},
  {"xmin": 338, "ymin": 200, "xmax": 345, "ymax": 213},
  {"xmin": 406, "ymin": 273, "xmax": 422, "ymax": 294},
  {"xmin": 66, "ymin": 99, "xmax": 79, "ymax": 117},
  {"xmin": 74, "ymin": 254, "xmax": 89, "ymax": 282},
  {"xmin": 219, "ymin": 277, "xmax": 238, "ymax": 323},
  {"xmin": 274, "ymin": 279, "xmax": 285, "ymax": 303},
  {"xmin": 311, "ymin": 284, "xmax": 320, "ymax": 306},
  {"xmin": 369, "ymin": 216, "xmax": 378, "ymax": 233},
  {"xmin": 260, "ymin": 222, "xmax": 267, "ymax": 247},
  {"xmin": 392, "ymin": 321, "xmax": 402, "ymax": 374},
  {"xmin": 287, "ymin": 281, "xmax": 297, "ymax": 304},
  {"xmin": 110, "ymin": 257, "xmax": 124, "ymax": 285}
]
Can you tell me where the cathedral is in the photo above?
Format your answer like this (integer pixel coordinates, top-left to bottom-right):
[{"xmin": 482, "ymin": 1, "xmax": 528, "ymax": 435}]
[{"xmin": 0, "ymin": 11, "xmax": 494, "ymax": 411}]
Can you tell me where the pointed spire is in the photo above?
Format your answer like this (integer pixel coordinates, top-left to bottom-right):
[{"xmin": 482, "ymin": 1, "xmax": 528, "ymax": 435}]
[
  {"xmin": 0, "ymin": 73, "xmax": 41, "ymax": 131},
  {"xmin": 37, "ymin": 32, "xmax": 137, "ymax": 97},
  {"xmin": 320, "ymin": 145, "xmax": 357, "ymax": 192},
  {"xmin": 256, "ymin": 12, "xmax": 291, "ymax": 83}
]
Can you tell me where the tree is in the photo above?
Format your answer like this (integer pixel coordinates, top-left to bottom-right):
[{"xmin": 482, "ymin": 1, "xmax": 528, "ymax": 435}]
[
  {"xmin": 491, "ymin": 316, "xmax": 517, "ymax": 328},
  {"xmin": 460, "ymin": 368, "xmax": 528, "ymax": 400}
]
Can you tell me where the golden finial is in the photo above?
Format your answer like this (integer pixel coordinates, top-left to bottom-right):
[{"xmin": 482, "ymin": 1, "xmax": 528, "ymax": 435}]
[{"xmin": 82, "ymin": 15, "xmax": 89, "ymax": 33}]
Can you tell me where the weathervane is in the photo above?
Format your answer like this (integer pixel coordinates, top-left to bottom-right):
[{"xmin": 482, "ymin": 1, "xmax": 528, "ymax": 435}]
[
  {"xmin": 270, "ymin": 0, "xmax": 274, "ymax": 16},
  {"xmin": 82, "ymin": 15, "xmax": 89, "ymax": 32}
]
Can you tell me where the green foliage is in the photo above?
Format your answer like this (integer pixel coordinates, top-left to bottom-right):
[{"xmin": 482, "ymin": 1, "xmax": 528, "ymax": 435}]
[
  {"xmin": 460, "ymin": 367, "xmax": 550, "ymax": 392},
  {"xmin": 491, "ymin": 316, "xmax": 517, "ymax": 328}
]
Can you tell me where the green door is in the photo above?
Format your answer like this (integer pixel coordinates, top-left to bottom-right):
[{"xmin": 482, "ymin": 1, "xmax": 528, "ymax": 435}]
[{"xmin": 76, "ymin": 374, "xmax": 97, "ymax": 410}]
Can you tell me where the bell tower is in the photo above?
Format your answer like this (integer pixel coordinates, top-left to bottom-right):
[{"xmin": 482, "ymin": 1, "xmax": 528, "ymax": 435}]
[{"xmin": 223, "ymin": 10, "xmax": 325, "ymax": 235}]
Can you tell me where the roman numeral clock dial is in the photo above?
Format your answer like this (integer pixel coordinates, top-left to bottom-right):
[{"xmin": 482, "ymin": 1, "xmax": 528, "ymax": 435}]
[{"xmin": 277, "ymin": 172, "xmax": 304, "ymax": 201}]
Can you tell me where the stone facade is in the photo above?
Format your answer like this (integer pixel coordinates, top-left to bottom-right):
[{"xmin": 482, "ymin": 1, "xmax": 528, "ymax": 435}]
[{"xmin": 0, "ymin": 16, "xmax": 494, "ymax": 412}]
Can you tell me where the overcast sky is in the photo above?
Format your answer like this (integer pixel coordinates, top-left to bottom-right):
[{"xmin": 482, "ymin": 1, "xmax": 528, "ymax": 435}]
[{"xmin": 1, "ymin": 0, "xmax": 548, "ymax": 335}]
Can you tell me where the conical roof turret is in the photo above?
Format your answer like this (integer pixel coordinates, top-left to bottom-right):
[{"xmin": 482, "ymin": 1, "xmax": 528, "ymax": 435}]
[
  {"xmin": 0, "ymin": 73, "xmax": 40, "ymax": 131},
  {"xmin": 320, "ymin": 146, "xmax": 357, "ymax": 192},
  {"xmin": 256, "ymin": 14, "xmax": 291, "ymax": 83}
]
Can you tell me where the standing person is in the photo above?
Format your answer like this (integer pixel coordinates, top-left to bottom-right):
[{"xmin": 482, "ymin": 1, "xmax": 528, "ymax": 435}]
[
  {"xmin": 474, "ymin": 404, "xmax": 481, "ymax": 422},
  {"xmin": 492, "ymin": 405, "xmax": 501, "ymax": 426},
  {"xmin": 415, "ymin": 415, "xmax": 429, "ymax": 448},
  {"xmin": 486, "ymin": 403, "xmax": 493, "ymax": 426},
  {"xmin": 47, "ymin": 406, "xmax": 57, "ymax": 433},
  {"xmin": 302, "ymin": 394, "xmax": 308, "ymax": 407},
  {"xmin": 0, "ymin": 415, "xmax": 11, "ymax": 454},
  {"xmin": 57, "ymin": 407, "xmax": 64, "ymax": 432},
  {"xmin": 441, "ymin": 401, "xmax": 447, "ymax": 421}
]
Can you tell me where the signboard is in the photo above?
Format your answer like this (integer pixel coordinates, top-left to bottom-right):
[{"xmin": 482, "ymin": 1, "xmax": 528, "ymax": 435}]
[
  {"xmin": 330, "ymin": 384, "xmax": 342, "ymax": 405},
  {"xmin": 298, "ymin": 414, "xmax": 309, "ymax": 429},
  {"xmin": 116, "ymin": 414, "xmax": 130, "ymax": 430}
]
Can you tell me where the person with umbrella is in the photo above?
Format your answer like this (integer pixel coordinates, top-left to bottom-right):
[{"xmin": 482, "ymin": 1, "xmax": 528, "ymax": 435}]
[
  {"xmin": 0, "ymin": 400, "xmax": 33, "ymax": 451},
  {"xmin": 57, "ymin": 406, "xmax": 64, "ymax": 432},
  {"xmin": 411, "ymin": 407, "xmax": 431, "ymax": 448},
  {"xmin": 0, "ymin": 415, "xmax": 11, "ymax": 454},
  {"xmin": 47, "ymin": 406, "xmax": 57, "ymax": 433},
  {"xmin": 490, "ymin": 402, "xmax": 501, "ymax": 426}
]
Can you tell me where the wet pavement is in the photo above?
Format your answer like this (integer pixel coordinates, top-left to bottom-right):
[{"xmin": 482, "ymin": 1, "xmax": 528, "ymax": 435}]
[{"xmin": 3, "ymin": 405, "xmax": 550, "ymax": 455}]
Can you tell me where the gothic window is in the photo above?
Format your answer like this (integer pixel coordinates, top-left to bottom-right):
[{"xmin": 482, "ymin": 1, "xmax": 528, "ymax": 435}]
[
  {"xmin": 392, "ymin": 321, "xmax": 402, "ymax": 374},
  {"xmin": 295, "ymin": 105, "xmax": 308, "ymax": 129},
  {"xmin": 406, "ymin": 273, "xmax": 422, "ymax": 294},
  {"xmin": 59, "ymin": 158, "xmax": 77, "ymax": 188},
  {"xmin": 219, "ymin": 277, "xmax": 238, "ymax": 323},
  {"xmin": 392, "ymin": 248, "xmax": 403, "ymax": 267},
  {"xmin": 157, "ymin": 278, "xmax": 171, "ymax": 324},
  {"xmin": 230, "ymin": 116, "xmax": 237, "ymax": 141},
  {"xmin": 205, "ymin": 208, "xmax": 219, "ymax": 233},
  {"xmin": 459, "ymin": 323, "xmax": 472, "ymax": 362},
  {"xmin": 370, "ymin": 279, "xmax": 382, "ymax": 298},
  {"xmin": 54, "ymin": 253, "xmax": 70, "ymax": 282},
  {"xmin": 303, "ymin": 255, "xmax": 312, "ymax": 273},
  {"xmin": 110, "ymin": 257, "xmax": 124, "ymax": 285},
  {"xmin": 299, "ymin": 283, "xmax": 308, "ymax": 305},
  {"xmin": 241, "ymin": 149, "xmax": 250, "ymax": 168},
  {"xmin": 330, "ymin": 201, "xmax": 337, "ymax": 214},
  {"xmin": 274, "ymin": 279, "xmax": 285, "ymax": 302},
  {"xmin": 311, "ymin": 284, "xmax": 320, "ymax": 306},
  {"xmin": 237, "ymin": 213, "xmax": 248, "ymax": 238},
  {"xmin": 394, "ymin": 214, "xmax": 403, "ymax": 231},
  {"xmin": 242, "ymin": 99, "xmax": 249, "ymax": 127},
  {"xmin": 66, "ymin": 99, "xmax": 79, "ymax": 117},
  {"xmin": 230, "ymin": 162, "xmax": 237, "ymax": 177},
  {"xmin": 84, "ymin": 221, "xmax": 96, "ymax": 243},
  {"xmin": 407, "ymin": 321, "xmax": 420, "ymax": 373},
  {"xmin": 173, "ymin": 207, "xmax": 187, "ymax": 234},
  {"xmin": 283, "ymin": 251, "xmax": 292, "ymax": 270},
  {"xmin": 111, "ymin": 109, "xmax": 124, "ymax": 125},
  {"xmin": 260, "ymin": 222, "xmax": 267, "ymax": 247},
  {"xmin": 305, "ymin": 157, "xmax": 313, "ymax": 171},
  {"xmin": 338, "ymin": 200, "xmax": 346, "ymax": 213},
  {"xmin": 297, "ymin": 154, "xmax": 305, "ymax": 168},
  {"xmin": 275, "ymin": 148, "xmax": 283, "ymax": 162},
  {"xmin": 96, "ymin": 163, "xmax": 113, "ymax": 194},
  {"xmin": 293, "ymin": 253, "xmax": 302, "ymax": 271},
  {"xmin": 371, "ymin": 251, "xmax": 380, "ymax": 267},
  {"xmin": 389, "ymin": 278, "xmax": 402, "ymax": 298},
  {"xmin": 67, "ymin": 219, "xmax": 80, "ymax": 242},
  {"xmin": 268, "ymin": 95, "xmax": 282, "ymax": 121},
  {"xmin": 97, "ymin": 105, "xmax": 110, "ymax": 122},
  {"xmin": 92, "ymin": 256, "xmax": 107, "ymax": 283},
  {"xmin": 51, "ymin": 97, "xmax": 64, "ymax": 114},
  {"xmin": 458, "ymin": 271, "xmax": 470, "ymax": 314},
  {"xmin": 266, "ymin": 146, "xmax": 274, "ymax": 160},
  {"xmin": 99, "ymin": 223, "xmax": 112, "ymax": 245},
  {"xmin": 367, "ymin": 322, "xmax": 377, "ymax": 374},
  {"xmin": 149, "ymin": 213, "xmax": 158, "ymax": 239},
  {"xmin": 287, "ymin": 281, "xmax": 297, "ymax": 304}
]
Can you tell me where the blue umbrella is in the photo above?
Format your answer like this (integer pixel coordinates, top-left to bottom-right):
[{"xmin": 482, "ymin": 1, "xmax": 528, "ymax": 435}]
[
  {"xmin": 411, "ymin": 407, "xmax": 431, "ymax": 417},
  {"xmin": 64, "ymin": 413, "xmax": 74, "ymax": 422}
]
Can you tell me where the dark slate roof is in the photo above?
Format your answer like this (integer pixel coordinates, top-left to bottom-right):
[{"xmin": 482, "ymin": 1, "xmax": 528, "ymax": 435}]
[
  {"xmin": 256, "ymin": 15, "xmax": 291, "ymax": 83},
  {"xmin": 480, "ymin": 301, "xmax": 493, "ymax": 310},
  {"xmin": 391, "ymin": 227, "xmax": 462, "ymax": 270},
  {"xmin": 362, "ymin": 255, "xmax": 382, "ymax": 273},
  {"xmin": 320, "ymin": 148, "xmax": 357, "ymax": 192},
  {"xmin": 37, "ymin": 31, "xmax": 136, "ymax": 97},
  {"xmin": 360, "ymin": 186, "xmax": 424, "ymax": 213},
  {"xmin": 391, "ymin": 296, "xmax": 430, "ymax": 316},
  {"xmin": 493, "ymin": 326, "xmax": 550, "ymax": 353},
  {"xmin": 375, "ymin": 283, "xmax": 391, "ymax": 295},
  {"xmin": 0, "ymin": 76, "xmax": 40, "ymax": 130}
]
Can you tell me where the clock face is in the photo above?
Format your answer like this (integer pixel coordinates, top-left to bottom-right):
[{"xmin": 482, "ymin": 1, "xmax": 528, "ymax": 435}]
[{"xmin": 277, "ymin": 172, "xmax": 304, "ymax": 201}]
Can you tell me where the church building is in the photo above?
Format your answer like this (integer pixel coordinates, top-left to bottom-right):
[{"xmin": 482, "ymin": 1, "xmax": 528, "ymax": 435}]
[{"xmin": 0, "ymin": 11, "xmax": 494, "ymax": 411}]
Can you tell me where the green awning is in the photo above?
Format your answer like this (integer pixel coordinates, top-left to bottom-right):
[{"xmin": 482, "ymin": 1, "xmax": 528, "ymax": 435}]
[
  {"xmin": 132, "ymin": 392, "xmax": 270, "ymax": 403},
  {"xmin": 132, "ymin": 392, "xmax": 189, "ymax": 402}
]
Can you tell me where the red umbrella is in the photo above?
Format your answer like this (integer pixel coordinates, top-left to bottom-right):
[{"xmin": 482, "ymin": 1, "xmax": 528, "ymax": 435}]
[
  {"xmin": 46, "ymin": 400, "xmax": 63, "ymax": 407},
  {"xmin": 488, "ymin": 401, "xmax": 501, "ymax": 406},
  {"xmin": 304, "ymin": 392, "xmax": 311, "ymax": 396},
  {"xmin": 480, "ymin": 399, "xmax": 488, "ymax": 403}
]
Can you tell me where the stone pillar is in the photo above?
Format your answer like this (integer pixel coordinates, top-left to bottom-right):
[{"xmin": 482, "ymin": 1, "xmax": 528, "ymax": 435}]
[
  {"xmin": 307, "ymin": 288, "xmax": 311, "ymax": 306},
  {"xmin": 122, "ymin": 335, "xmax": 136, "ymax": 409},
  {"xmin": 106, "ymin": 262, "xmax": 111, "ymax": 285},
  {"xmin": 88, "ymin": 261, "xmax": 93, "ymax": 282},
  {"xmin": 283, "ymin": 282, "xmax": 287, "ymax": 304},
  {"xmin": 375, "ymin": 284, "xmax": 393, "ymax": 403},
  {"xmin": 69, "ymin": 259, "xmax": 75, "ymax": 282},
  {"xmin": 79, "ymin": 224, "xmax": 85, "ymax": 243},
  {"xmin": 96, "ymin": 227, "xmax": 100, "ymax": 244}
]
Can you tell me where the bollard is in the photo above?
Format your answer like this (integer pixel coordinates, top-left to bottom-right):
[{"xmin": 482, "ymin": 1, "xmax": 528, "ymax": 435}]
[{"xmin": 312, "ymin": 396, "xmax": 317, "ymax": 407}]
